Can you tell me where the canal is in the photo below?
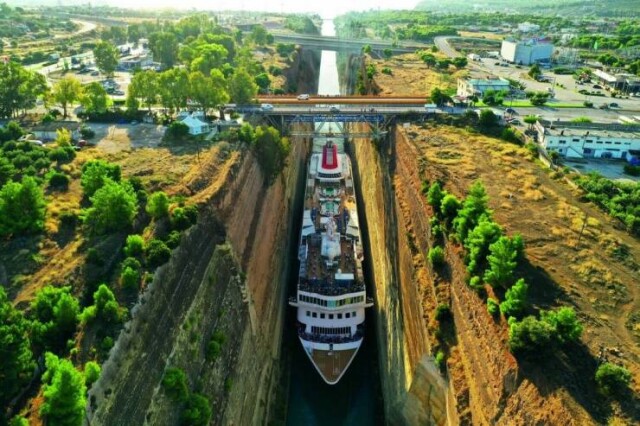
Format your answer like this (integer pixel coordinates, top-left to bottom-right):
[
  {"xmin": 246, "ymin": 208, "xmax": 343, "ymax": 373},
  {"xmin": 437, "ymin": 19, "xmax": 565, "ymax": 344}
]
[{"xmin": 284, "ymin": 19, "xmax": 385, "ymax": 426}]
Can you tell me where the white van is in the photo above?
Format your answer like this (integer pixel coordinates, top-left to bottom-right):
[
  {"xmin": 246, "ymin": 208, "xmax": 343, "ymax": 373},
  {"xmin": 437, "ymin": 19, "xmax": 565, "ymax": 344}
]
[{"xmin": 297, "ymin": 94, "xmax": 310, "ymax": 100}]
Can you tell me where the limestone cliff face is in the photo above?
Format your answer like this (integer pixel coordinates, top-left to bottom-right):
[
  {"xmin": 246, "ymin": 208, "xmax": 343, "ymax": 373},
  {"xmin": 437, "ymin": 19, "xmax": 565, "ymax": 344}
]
[
  {"xmin": 283, "ymin": 48, "xmax": 321, "ymax": 95},
  {"xmin": 349, "ymin": 132, "xmax": 449, "ymax": 425}
]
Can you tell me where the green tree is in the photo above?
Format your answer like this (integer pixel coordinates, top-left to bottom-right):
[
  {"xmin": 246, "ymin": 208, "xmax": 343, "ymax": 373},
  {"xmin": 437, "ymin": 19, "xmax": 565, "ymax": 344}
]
[
  {"xmin": 428, "ymin": 246, "xmax": 445, "ymax": 267},
  {"xmin": 188, "ymin": 44, "xmax": 228, "ymax": 75},
  {"xmin": 81, "ymin": 160, "xmax": 122, "ymax": 198},
  {"xmin": 0, "ymin": 62, "xmax": 48, "ymax": 118},
  {"xmin": 228, "ymin": 68, "xmax": 258, "ymax": 105},
  {"xmin": 149, "ymin": 32, "xmax": 178, "ymax": 68},
  {"xmin": 120, "ymin": 265, "xmax": 140, "ymax": 290},
  {"xmin": 41, "ymin": 352, "xmax": 86, "ymax": 426},
  {"xmin": 421, "ymin": 52, "xmax": 437, "ymax": 68},
  {"xmin": 523, "ymin": 115, "xmax": 538, "ymax": 130},
  {"xmin": 465, "ymin": 217, "xmax": 502, "ymax": 275},
  {"xmin": 0, "ymin": 176, "xmax": 46, "ymax": 237},
  {"xmin": 478, "ymin": 109, "xmax": 498, "ymax": 127},
  {"xmin": 252, "ymin": 126, "xmax": 291, "ymax": 183},
  {"xmin": 146, "ymin": 191, "xmax": 169, "ymax": 219},
  {"xmin": 254, "ymin": 73, "xmax": 271, "ymax": 93},
  {"xmin": 528, "ymin": 63, "xmax": 542, "ymax": 79},
  {"xmin": 0, "ymin": 287, "xmax": 35, "ymax": 408},
  {"xmin": 540, "ymin": 307, "xmax": 583, "ymax": 344},
  {"xmin": 452, "ymin": 57, "xmax": 468, "ymax": 69},
  {"xmin": 84, "ymin": 361, "xmax": 101, "ymax": 387},
  {"xmin": 430, "ymin": 87, "xmax": 449, "ymax": 106},
  {"xmin": 93, "ymin": 41, "xmax": 119, "ymax": 77},
  {"xmin": 158, "ymin": 68, "xmax": 190, "ymax": 111},
  {"xmin": 382, "ymin": 48, "xmax": 392, "ymax": 59},
  {"xmin": 146, "ymin": 239, "xmax": 172, "ymax": 267},
  {"xmin": 440, "ymin": 193, "xmax": 461, "ymax": 227},
  {"xmin": 81, "ymin": 82, "xmax": 109, "ymax": 114},
  {"xmin": 30, "ymin": 286, "xmax": 80, "ymax": 353},
  {"xmin": 124, "ymin": 234, "xmax": 145, "ymax": 257},
  {"xmin": 453, "ymin": 181, "xmax": 491, "ymax": 243},
  {"xmin": 250, "ymin": 25, "xmax": 269, "ymax": 45},
  {"xmin": 81, "ymin": 284, "xmax": 122, "ymax": 325},
  {"xmin": 508, "ymin": 316, "xmax": 555, "ymax": 356},
  {"xmin": 52, "ymin": 76, "xmax": 82, "ymax": 119},
  {"xmin": 183, "ymin": 393, "xmax": 212, "ymax": 426},
  {"xmin": 188, "ymin": 70, "xmax": 229, "ymax": 116},
  {"xmin": 595, "ymin": 363, "xmax": 632, "ymax": 397},
  {"xmin": 427, "ymin": 181, "xmax": 444, "ymax": 215},
  {"xmin": 85, "ymin": 180, "xmax": 138, "ymax": 234},
  {"xmin": 129, "ymin": 69, "xmax": 159, "ymax": 112},
  {"xmin": 162, "ymin": 367, "xmax": 188, "ymax": 402},
  {"xmin": 484, "ymin": 235, "xmax": 519, "ymax": 288},
  {"xmin": 499, "ymin": 278, "xmax": 528, "ymax": 317}
]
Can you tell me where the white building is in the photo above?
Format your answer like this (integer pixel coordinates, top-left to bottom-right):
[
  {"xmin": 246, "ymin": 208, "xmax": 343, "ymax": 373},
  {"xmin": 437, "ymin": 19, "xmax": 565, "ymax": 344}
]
[
  {"xmin": 593, "ymin": 70, "xmax": 640, "ymax": 93},
  {"xmin": 501, "ymin": 39, "xmax": 553, "ymax": 65},
  {"xmin": 180, "ymin": 114, "xmax": 210, "ymax": 136},
  {"xmin": 518, "ymin": 22, "xmax": 541, "ymax": 33},
  {"xmin": 457, "ymin": 77, "xmax": 510, "ymax": 97},
  {"xmin": 537, "ymin": 121, "xmax": 640, "ymax": 160}
]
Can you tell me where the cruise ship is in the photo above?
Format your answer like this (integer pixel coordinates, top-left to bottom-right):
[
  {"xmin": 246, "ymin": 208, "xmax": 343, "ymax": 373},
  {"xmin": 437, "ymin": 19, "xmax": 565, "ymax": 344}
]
[{"xmin": 289, "ymin": 131, "xmax": 373, "ymax": 385}]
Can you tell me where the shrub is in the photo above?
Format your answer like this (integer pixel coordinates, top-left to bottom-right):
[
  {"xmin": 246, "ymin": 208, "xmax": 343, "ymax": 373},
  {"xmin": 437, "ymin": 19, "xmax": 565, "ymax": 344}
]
[
  {"xmin": 469, "ymin": 276, "xmax": 483, "ymax": 292},
  {"xmin": 120, "ymin": 266, "xmax": 140, "ymax": 290},
  {"xmin": 487, "ymin": 298, "xmax": 499, "ymax": 315},
  {"xmin": 59, "ymin": 210, "xmax": 78, "ymax": 228},
  {"xmin": 171, "ymin": 205, "xmax": 198, "ymax": 230},
  {"xmin": 525, "ymin": 142, "xmax": 538, "ymax": 158},
  {"xmin": 81, "ymin": 160, "xmax": 121, "ymax": 198},
  {"xmin": 0, "ymin": 176, "xmax": 47, "ymax": 237},
  {"xmin": 434, "ymin": 350, "xmax": 445, "ymax": 370},
  {"xmin": 48, "ymin": 172, "xmax": 70, "ymax": 190},
  {"xmin": 427, "ymin": 182, "xmax": 444, "ymax": 215},
  {"xmin": 165, "ymin": 230, "xmax": 182, "ymax": 249},
  {"xmin": 435, "ymin": 304, "xmax": 451, "ymax": 321},
  {"xmin": 84, "ymin": 361, "xmax": 101, "ymax": 387},
  {"xmin": 166, "ymin": 121, "xmax": 189, "ymax": 140},
  {"xmin": 146, "ymin": 191, "xmax": 169, "ymax": 219},
  {"xmin": 440, "ymin": 194, "xmax": 461, "ymax": 226},
  {"xmin": 162, "ymin": 367, "xmax": 188, "ymax": 402},
  {"xmin": 623, "ymin": 164, "xmax": 640, "ymax": 176},
  {"xmin": 80, "ymin": 126, "xmax": 95, "ymax": 139},
  {"xmin": 182, "ymin": 393, "xmax": 212, "ymax": 426},
  {"xmin": 146, "ymin": 239, "xmax": 171, "ymax": 267},
  {"xmin": 508, "ymin": 316, "xmax": 555, "ymax": 355},
  {"xmin": 583, "ymin": 100, "xmax": 593, "ymax": 108},
  {"xmin": 124, "ymin": 234, "xmax": 145, "ymax": 257},
  {"xmin": 48, "ymin": 146, "xmax": 76, "ymax": 164},
  {"xmin": 595, "ymin": 363, "xmax": 632, "ymax": 397},
  {"xmin": 84, "ymin": 180, "xmax": 138, "ymax": 235},
  {"xmin": 206, "ymin": 340, "xmax": 222, "ymax": 361},
  {"xmin": 499, "ymin": 278, "xmax": 528, "ymax": 318},
  {"xmin": 428, "ymin": 246, "xmax": 445, "ymax": 267},
  {"xmin": 540, "ymin": 307, "xmax": 583, "ymax": 344},
  {"xmin": 381, "ymin": 67, "xmax": 392, "ymax": 75}
]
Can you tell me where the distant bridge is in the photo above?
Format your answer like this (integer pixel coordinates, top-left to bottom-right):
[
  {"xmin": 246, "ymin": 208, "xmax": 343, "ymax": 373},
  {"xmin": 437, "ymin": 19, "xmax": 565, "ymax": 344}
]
[{"xmin": 271, "ymin": 32, "xmax": 430, "ymax": 53}]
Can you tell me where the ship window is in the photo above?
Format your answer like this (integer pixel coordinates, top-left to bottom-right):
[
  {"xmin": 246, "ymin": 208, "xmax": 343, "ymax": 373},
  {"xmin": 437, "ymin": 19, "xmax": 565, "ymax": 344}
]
[
  {"xmin": 337, "ymin": 314, "xmax": 343, "ymax": 319},
  {"xmin": 329, "ymin": 314, "xmax": 334, "ymax": 319},
  {"xmin": 320, "ymin": 313, "xmax": 325, "ymax": 319},
  {"xmin": 345, "ymin": 313, "xmax": 350, "ymax": 318},
  {"xmin": 352, "ymin": 311, "xmax": 356, "ymax": 317},
  {"xmin": 312, "ymin": 312, "xmax": 317, "ymax": 318},
  {"xmin": 306, "ymin": 311, "xmax": 310, "ymax": 317}
]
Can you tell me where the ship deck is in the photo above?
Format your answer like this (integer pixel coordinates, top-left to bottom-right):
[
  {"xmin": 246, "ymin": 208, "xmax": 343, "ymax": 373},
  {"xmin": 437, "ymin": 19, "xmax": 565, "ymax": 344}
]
[{"xmin": 307, "ymin": 347, "xmax": 359, "ymax": 385}]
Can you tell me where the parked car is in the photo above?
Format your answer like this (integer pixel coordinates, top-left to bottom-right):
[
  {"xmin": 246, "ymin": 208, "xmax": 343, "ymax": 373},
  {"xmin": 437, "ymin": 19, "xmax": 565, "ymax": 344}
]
[
  {"xmin": 609, "ymin": 102, "xmax": 619, "ymax": 108},
  {"xmin": 297, "ymin": 94, "xmax": 310, "ymax": 100},
  {"xmin": 260, "ymin": 103, "xmax": 274, "ymax": 111},
  {"xmin": 593, "ymin": 84, "xmax": 603, "ymax": 89},
  {"xmin": 329, "ymin": 105, "xmax": 340, "ymax": 113},
  {"xmin": 599, "ymin": 103, "xmax": 609, "ymax": 109},
  {"xmin": 505, "ymin": 107, "xmax": 517, "ymax": 115},
  {"xmin": 90, "ymin": 71, "xmax": 100, "ymax": 76}
]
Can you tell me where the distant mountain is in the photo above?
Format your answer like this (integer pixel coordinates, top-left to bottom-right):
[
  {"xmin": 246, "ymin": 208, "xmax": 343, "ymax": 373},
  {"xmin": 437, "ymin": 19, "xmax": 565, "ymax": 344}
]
[{"xmin": 415, "ymin": 0, "xmax": 640, "ymax": 17}]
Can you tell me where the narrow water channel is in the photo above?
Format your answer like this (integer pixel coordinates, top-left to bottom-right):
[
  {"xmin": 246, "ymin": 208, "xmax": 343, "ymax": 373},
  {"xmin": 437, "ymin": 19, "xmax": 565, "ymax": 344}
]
[{"xmin": 284, "ymin": 19, "xmax": 384, "ymax": 426}]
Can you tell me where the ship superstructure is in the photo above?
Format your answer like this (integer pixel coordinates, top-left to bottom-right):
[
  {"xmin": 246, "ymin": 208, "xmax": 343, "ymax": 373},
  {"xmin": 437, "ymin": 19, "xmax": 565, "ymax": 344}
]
[{"xmin": 289, "ymin": 129, "xmax": 373, "ymax": 385}]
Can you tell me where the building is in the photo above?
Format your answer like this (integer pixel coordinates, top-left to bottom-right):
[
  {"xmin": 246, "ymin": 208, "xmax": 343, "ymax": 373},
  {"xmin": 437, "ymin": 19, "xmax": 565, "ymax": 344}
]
[
  {"xmin": 501, "ymin": 39, "xmax": 553, "ymax": 65},
  {"xmin": 31, "ymin": 121, "xmax": 81, "ymax": 141},
  {"xmin": 517, "ymin": 22, "xmax": 541, "ymax": 33},
  {"xmin": 179, "ymin": 114, "xmax": 210, "ymax": 136},
  {"xmin": 593, "ymin": 70, "xmax": 640, "ymax": 93},
  {"xmin": 537, "ymin": 120, "xmax": 640, "ymax": 160},
  {"xmin": 457, "ymin": 77, "xmax": 510, "ymax": 98},
  {"xmin": 117, "ymin": 52, "xmax": 154, "ymax": 71}
]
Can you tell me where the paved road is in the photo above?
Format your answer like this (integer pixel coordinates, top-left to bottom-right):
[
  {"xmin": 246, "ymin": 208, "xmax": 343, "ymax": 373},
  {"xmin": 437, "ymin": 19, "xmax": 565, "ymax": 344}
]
[
  {"xmin": 258, "ymin": 96, "xmax": 426, "ymax": 105},
  {"xmin": 434, "ymin": 36, "xmax": 461, "ymax": 58},
  {"xmin": 272, "ymin": 31, "xmax": 430, "ymax": 53}
]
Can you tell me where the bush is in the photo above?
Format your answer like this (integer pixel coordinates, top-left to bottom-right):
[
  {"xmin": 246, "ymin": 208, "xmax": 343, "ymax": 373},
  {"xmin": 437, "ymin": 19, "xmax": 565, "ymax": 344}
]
[
  {"xmin": 146, "ymin": 239, "xmax": 171, "ymax": 267},
  {"xmin": 595, "ymin": 363, "xmax": 632, "ymax": 397},
  {"xmin": 48, "ymin": 172, "xmax": 70, "ymax": 190},
  {"xmin": 81, "ymin": 160, "xmax": 121, "ymax": 198},
  {"xmin": 525, "ymin": 142, "xmax": 538, "ymax": 158},
  {"xmin": 428, "ymin": 246, "xmax": 445, "ymax": 267},
  {"xmin": 48, "ymin": 147, "xmax": 76, "ymax": 164},
  {"xmin": 162, "ymin": 367, "xmax": 188, "ymax": 402},
  {"xmin": 120, "ymin": 266, "xmax": 140, "ymax": 290},
  {"xmin": 427, "ymin": 182, "xmax": 444, "ymax": 215},
  {"xmin": 182, "ymin": 393, "xmax": 212, "ymax": 426},
  {"xmin": 166, "ymin": 121, "xmax": 190, "ymax": 140},
  {"xmin": 124, "ymin": 234, "xmax": 145, "ymax": 257},
  {"xmin": 508, "ymin": 316, "xmax": 554, "ymax": 355},
  {"xmin": 0, "ymin": 176, "xmax": 47, "ymax": 237},
  {"xmin": 434, "ymin": 350, "xmax": 445, "ymax": 370},
  {"xmin": 487, "ymin": 298, "xmax": 499, "ymax": 315},
  {"xmin": 171, "ymin": 205, "xmax": 198, "ymax": 230},
  {"xmin": 84, "ymin": 361, "xmax": 101, "ymax": 387},
  {"xmin": 623, "ymin": 164, "xmax": 640, "ymax": 176},
  {"xmin": 499, "ymin": 278, "xmax": 528, "ymax": 318},
  {"xmin": 381, "ymin": 67, "xmax": 392, "ymax": 75},
  {"xmin": 206, "ymin": 340, "xmax": 222, "ymax": 361},
  {"xmin": 146, "ymin": 191, "xmax": 169, "ymax": 219},
  {"xmin": 501, "ymin": 127, "xmax": 521, "ymax": 144},
  {"xmin": 165, "ymin": 230, "xmax": 182, "ymax": 249},
  {"xmin": 84, "ymin": 180, "xmax": 138, "ymax": 235},
  {"xmin": 583, "ymin": 100, "xmax": 593, "ymax": 108},
  {"xmin": 80, "ymin": 126, "xmax": 95, "ymax": 139}
]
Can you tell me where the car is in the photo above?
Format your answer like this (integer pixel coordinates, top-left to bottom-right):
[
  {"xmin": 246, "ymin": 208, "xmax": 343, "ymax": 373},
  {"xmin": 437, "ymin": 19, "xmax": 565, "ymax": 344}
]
[
  {"xmin": 90, "ymin": 71, "xmax": 100, "ymax": 76},
  {"xmin": 260, "ymin": 103, "xmax": 274, "ymax": 111},
  {"xmin": 508, "ymin": 119, "xmax": 521, "ymax": 125},
  {"xmin": 297, "ymin": 94, "xmax": 310, "ymax": 100},
  {"xmin": 505, "ymin": 107, "xmax": 517, "ymax": 115},
  {"xmin": 609, "ymin": 102, "xmax": 619, "ymax": 108},
  {"xmin": 599, "ymin": 103, "xmax": 609, "ymax": 109},
  {"xmin": 113, "ymin": 90, "xmax": 125, "ymax": 96},
  {"xmin": 329, "ymin": 105, "xmax": 340, "ymax": 113},
  {"xmin": 593, "ymin": 84, "xmax": 603, "ymax": 89},
  {"xmin": 494, "ymin": 61, "xmax": 501, "ymax": 66}
]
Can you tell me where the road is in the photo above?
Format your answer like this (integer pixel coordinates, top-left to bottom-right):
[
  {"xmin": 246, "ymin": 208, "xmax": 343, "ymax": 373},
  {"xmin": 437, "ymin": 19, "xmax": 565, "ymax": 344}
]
[
  {"xmin": 258, "ymin": 96, "xmax": 426, "ymax": 105},
  {"xmin": 272, "ymin": 32, "xmax": 430, "ymax": 53},
  {"xmin": 434, "ymin": 36, "xmax": 461, "ymax": 58}
]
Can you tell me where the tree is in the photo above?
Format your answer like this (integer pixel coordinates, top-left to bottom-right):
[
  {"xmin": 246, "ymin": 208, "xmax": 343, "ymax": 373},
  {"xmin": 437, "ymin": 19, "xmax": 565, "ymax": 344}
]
[
  {"xmin": 482, "ymin": 89, "xmax": 505, "ymax": 106},
  {"xmin": 149, "ymin": 32, "xmax": 178, "ymax": 68},
  {"xmin": 124, "ymin": 234, "xmax": 145, "ymax": 257},
  {"xmin": 188, "ymin": 70, "xmax": 229, "ymax": 116},
  {"xmin": 465, "ymin": 218, "xmax": 502, "ymax": 275},
  {"xmin": 81, "ymin": 82, "xmax": 109, "ymax": 114},
  {"xmin": 84, "ymin": 361, "xmax": 101, "ymax": 387},
  {"xmin": 81, "ymin": 160, "xmax": 121, "ymax": 198},
  {"xmin": 428, "ymin": 246, "xmax": 445, "ymax": 267},
  {"xmin": 430, "ymin": 87, "xmax": 449, "ymax": 106},
  {"xmin": 52, "ymin": 76, "xmax": 82, "ymax": 118},
  {"xmin": 41, "ymin": 353, "xmax": 86, "ymax": 426},
  {"xmin": 427, "ymin": 181, "xmax": 444, "ymax": 215},
  {"xmin": 162, "ymin": 367, "xmax": 188, "ymax": 402},
  {"xmin": 254, "ymin": 73, "xmax": 271, "ymax": 93},
  {"xmin": 440, "ymin": 194, "xmax": 461, "ymax": 227},
  {"xmin": 595, "ymin": 363, "xmax": 632, "ymax": 397},
  {"xmin": 540, "ymin": 307, "xmax": 583, "ymax": 344},
  {"xmin": 146, "ymin": 191, "xmax": 169, "ymax": 219},
  {"xmin": 120, "ymin": 266, "xmax": 140, "ymax": 290},
  {"xmin": 228, "ymin": 68, "xmax": 258, "ymax": 105},
  {"xmin": 129, "ymin": 70, "xmax": 159, "ymax": 112},
  {"xmin": 187, "ymin": 44, "xmax": 228, "ymax": 75},
  {"xmin": 30, "ymin": 286, "xmax": 80, "ymax": 353},
  {"xmin": 183, "ymin": 394, "xmax": 212, "ymax": 426},
  {"xmin": 421, "ymin": 52, "xmax": 436, "ymax": 68},
  {"xmin": 85, "ymin": 180, "xmax": 138, "ymax": 234},
  {"xmin": 453, "ymin": 181, "xmax": 491, "ymax": 243},
  {"xmin": 0, "ymin": 176, "xmax": 46, "ymax": 237},
  {"xmin": 159, "ymin": 68, "xmax": 190, "ymax": 111},
  {"xmin": 529, "ymin": 92, "xmax": 550, "ymax": 107},
  {"xmin": 452, "ymin": 57, "xmax": 468, "ymax": 69},
  {"xmin": 0, "ymin": 62, "xmax": 48, "ymax": 118},
  {"xmin": 250, "ymin": 25, "xmax": 269, "ymax": 45},
  {"xmin": 382, "ymin": 48, "xmax": 392, "ymax": 59},
  {"xmin": 252, "ymin": 126, "xmax": 291, "ymax": 183},
  {"xmin": 146, "ymin": 239, "xmax": 172, "ymax": 267},
  {"xmin": 93, "ymin": 41, "xmax": 119, "ymax": 77},
  {"xmin": 81, "ymin": 284, "xmax": 122, "ymax": 325},
  {"xmin": 508, "ymin": 315, "xmax": 555, "ymax": 356},
  {"xmin": 528, "ymin": 63, "xmax": 542, "ymax": 79},
  {"xmin": 0, "ymin": 287, "xmax": 35, "ymax": 408},
  {"xmin": 499, "ymin": 278, "xmax": 528, "ymax": 317},
  {"xmin": 523, "ymin": 115, "xmax": 538, "ymax": 130},
  {"xmin": 484, "ymin": 235, "xmax": 519, "ymax": 288},
  {"xmin": 478, "ymin": 109, "xmax": 498, "ymax": 127}
]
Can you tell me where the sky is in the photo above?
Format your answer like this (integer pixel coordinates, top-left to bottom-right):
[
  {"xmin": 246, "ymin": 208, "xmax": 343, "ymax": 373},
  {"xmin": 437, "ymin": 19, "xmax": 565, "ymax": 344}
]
[{"xmin": 105, "ymin": 0, "xmax": 419, "ymax": 18}]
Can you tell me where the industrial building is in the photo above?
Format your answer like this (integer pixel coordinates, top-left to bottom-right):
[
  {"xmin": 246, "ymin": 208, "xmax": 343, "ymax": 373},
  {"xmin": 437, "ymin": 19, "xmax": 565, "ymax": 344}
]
[
  {"xmin": 500, "ymin": 39, "xmax": 553, "ymax": 65},
  {"xmin": 536, "ymin": 120, "xmax": 640, "ymax": 160},
  {"xmin": 592, "ymin": 70, "xmax": 640, "ymax": 94}
]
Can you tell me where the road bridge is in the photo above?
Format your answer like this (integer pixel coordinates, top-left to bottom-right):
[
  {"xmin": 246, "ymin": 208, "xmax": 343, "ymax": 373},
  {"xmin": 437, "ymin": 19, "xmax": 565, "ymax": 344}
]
[
  {"xmin": 271, "ymin": 32, "xmax": 430, "ymax": 53},
  {"xmin": 257, "ymin": 96, "xmax": 427, "ymax": 105}
]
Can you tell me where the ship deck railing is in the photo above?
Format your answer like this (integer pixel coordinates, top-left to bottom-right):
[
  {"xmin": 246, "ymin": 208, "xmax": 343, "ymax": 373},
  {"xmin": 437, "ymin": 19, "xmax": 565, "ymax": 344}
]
[
  {"xmin": 298, "ymin": 282, "xmax": 365, "ymax": 296},
  {"xmin": 298, "ymin": 330, "xmax": 364, "ymax": 345}
]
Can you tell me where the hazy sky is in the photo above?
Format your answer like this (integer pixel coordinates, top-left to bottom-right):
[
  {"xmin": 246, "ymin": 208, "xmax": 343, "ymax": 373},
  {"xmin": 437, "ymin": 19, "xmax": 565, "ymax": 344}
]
[{"xmin": 106, "ymin": 0, "xmax": 419, "ymax": 18}]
